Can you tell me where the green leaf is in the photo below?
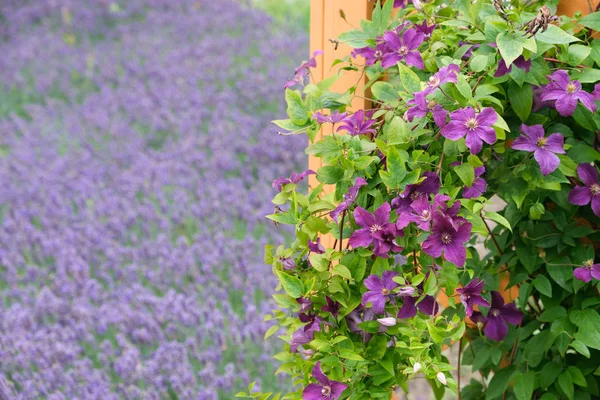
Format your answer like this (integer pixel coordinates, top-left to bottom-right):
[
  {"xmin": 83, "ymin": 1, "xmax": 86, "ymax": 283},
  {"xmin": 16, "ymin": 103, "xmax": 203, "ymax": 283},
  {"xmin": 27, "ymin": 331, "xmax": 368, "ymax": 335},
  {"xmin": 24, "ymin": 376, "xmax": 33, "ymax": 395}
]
[
  {"xmin": 573, "ymin": 309, "xmax": 600, "ymax": 350},
  {"xmin": 496, "ymin": 31, "xmax": 524, "ymax": 67},
  {"xmin": 455, "ymin": 75, "xmax": 472, "ymax": 100},
  {"xmin": 540, "ymin": 361, "xmax": 563, "ymax": 389},
  {"xmin": 579, "ymin": 11, "xmax": 600, "ymax": 31},
  {"xmin": 264, "ymin": 325, "xmax": 279, "ymax": 340},
  {"xmin": 484, "ymin": 211, "xmax": 512, "ymax": 232},
  {"xmin": 386, "ymin": 116, "xmax": 410, "ymax": 145},
  {"xmin": 338, "ymin": 29, "xmax": 375, "ymax": 48},
  {"xmin": 536, "ymin": 25, "xmax": 580, "ymax": 44},
  {"xmin": 539, "ymin": 306, "xmax": 567, "ymax": 322},
  {"xmin": 379, "ymin": 146, "xmax": 407, "ymax": 190},
  {"xmin": 371, "ymin": 81, "xmax": 399, "ymax": 102},
  {"xmin": 372, "ymin": 0, "xmax": 393, "ymax": 34},
  {"xmin": 485, "ymin": 368, "xmax": 516, "ymax": 400},
  {"xmin": 532, "ymin": 275, "xmax": 552, "ymax": 297},
  {"xmin": 557, "ymin": 371, "xmax": 574, "ymax": 400},
  {"xmin": 514, "ymin": 371, "xmax": 536, "ymax": 400},
  {"xmin": 454, "ymin": 162, "xmax": 475, "ymax": 187},
  {"xmin": 423, "ymin": 272, "xmax": 437, "ymax": 296},
  {"xmin": 333, "ymin": 264, "xmax": 352, "ymax": 280},
  {"xmin": 568, "ymin": 44, "xmax": 591, "ymax": 66},
  {"xmin": 339, "ymin": 349, "xmax": 365, "ymax": 361},
  {"xmin": 398, "ymin": 62, "xmax": 422, "ymax": 93},
  {"xmin": 275, "ymin": 271, "xmax": 304, "ymax": 298},
  {"xmin": 529, "ymin": 202, "xmax": 545, "ymax": 220},
  {"xmin": 285, "ymin": 89, "xmax": 308, "ymax": 125},
  {"xmin": 317, "ymin": 165, "xmax": 344, "ymax": 184},
  {"xmin": 570, "ymin": 340, "xmax": 591, "ymax": 358},
  {"xmin": 309, "ymin": 253, "xmax": 328, "ymax": 272},
  {"xmin": 567, "ymin": 366, "xmax": 588, "ymax": 387},
  {"xmin": 508, "ymin": 82, "xmax": 532, "ymax": 122}
]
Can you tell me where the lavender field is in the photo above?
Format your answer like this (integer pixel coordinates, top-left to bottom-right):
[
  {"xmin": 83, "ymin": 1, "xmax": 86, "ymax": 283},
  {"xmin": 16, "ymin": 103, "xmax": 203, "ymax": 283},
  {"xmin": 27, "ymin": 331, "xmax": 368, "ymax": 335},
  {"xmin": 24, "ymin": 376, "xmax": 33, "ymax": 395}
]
[{"xmin": 0, "ymin": 1, "xmax": 306, "ymax": 398}]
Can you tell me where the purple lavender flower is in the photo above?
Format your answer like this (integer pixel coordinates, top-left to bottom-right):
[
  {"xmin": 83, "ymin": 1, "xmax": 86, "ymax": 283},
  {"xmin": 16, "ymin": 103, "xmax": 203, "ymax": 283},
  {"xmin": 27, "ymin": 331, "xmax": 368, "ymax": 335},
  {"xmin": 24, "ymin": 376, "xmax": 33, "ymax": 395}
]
[
  {"xmin": 351, "ymin": 42, "xmax": 389, "ymax": 66},
  {"xmin": 406, "ymin": 91, "xmax": 448, "ymax": 127},
  {"xmin": 440, "ymin": 107, "xmax": 497, "ymax": 154},
  {"xmin": 391, "ymin": 171, "xmax": 440, "ymax": 211},
  {"xmin": 573, "ymin": 259, "xmax": 600, "ymax": 283},
  {"xmin": 321, "ymin": 296, "xmax": 341, "ymax": 318},
  {"xmin": 396, "ymin": 195, "xmax": 433, "ymax": 231},
  {"xmin": 308, "ymin": 238, "xmax": 325, "ymax": 254},
  {"xmin": 462, "ymin": 166, "xmax": 487, "ymax": 198},
  {"xmin": 330, "ymin": 177, "xmax": 367, "ymax": 222},
  {"xmin": 361, "ymin": 271, "xmax": 398, "ymax": 313},
  {"xmin": 303, "ymin": 362, "xmax": 347, "ymax": 400},
  {"xmin": 483, "ymin": 292, "xmax": 523, "ymax": 341},
  {"xmin": 423, "ymin": 64, "xmax": 459, "ymax": 94},
  {"xmin": 456, "ymin": 278, "xmax": 489, "ymax": 317},
  {"xmin": 381, "ymin": 29, "xmax": 424, "ymax": 69},
  {"xmin": 494, "ymin": 55, "xmax": 531, "ymax": 77},
  {"xmin": 568, "ymin": 164, "xmax": 600, "ymax": 217},
  {"xmin": 312, "ymin": 110, "xmax": 348, "ymax": 125},
  {"xmin": 422, "ymin": 212, "xmax": 472, "ymax": 267},
  {"xmin": 284, "ymin": 50, "xmax": 324, "ymax": 89},
  {"xmin": 511, "ymin": 124, "xmax": 565, "ymax": 176},
  {"xmin": 272, "ymin": 170, "xmax": 316, "ymax": 191},
  {"xmin": 540, "ymin": 70, "xmax": 597, "ymax": 117},
  {"xmin": 336, "ymin": 110, "xmax": 377, "ymax": 136},
  {"xmin": 348, "ymin": 202, "xmax": 403, "ymax": 258}
]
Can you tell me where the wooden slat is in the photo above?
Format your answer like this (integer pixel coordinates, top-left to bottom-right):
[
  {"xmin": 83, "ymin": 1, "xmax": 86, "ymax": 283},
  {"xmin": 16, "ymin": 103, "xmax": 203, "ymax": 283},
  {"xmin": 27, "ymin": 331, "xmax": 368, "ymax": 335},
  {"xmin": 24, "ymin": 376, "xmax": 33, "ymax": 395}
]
[{"xmin": 309, "ymin": 1, "xmax": 372, "ymax": 249}]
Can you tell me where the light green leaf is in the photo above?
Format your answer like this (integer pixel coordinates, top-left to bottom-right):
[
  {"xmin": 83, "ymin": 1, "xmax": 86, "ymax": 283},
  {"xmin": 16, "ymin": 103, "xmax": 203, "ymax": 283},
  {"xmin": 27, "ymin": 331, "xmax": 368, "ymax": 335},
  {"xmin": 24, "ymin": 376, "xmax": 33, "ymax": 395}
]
[
  {"xmin": 264, "ymin": 325, "xmax": 279, "ymax": 340},
  {"xmin": 568, "ymin": 44, "xmax": 591, "ymax": 66},
  {"xmin": 536, "ymin": 25, "xmax": 580, "ymax": 44},
  {"xmin": 338, "ymin": 29, "xmax": 375, "ymax": 48},
  {"xmin": 454, "ymin": 163, "xmax": 475, "ymax": 187},
  {"xmin": 339, "ymin": 349, "xmax": 365, "ymax": 361},
  {"xmin": 398, "ymin": 62, "xmax": 422, "ymax": 93},
  {"xmin": 333, "ymin": 264, "xmax": 352, "ymax": 280},
  {"xmin": 379, "ymin": 146, "xmax": 407, "ymax": 190},
  {"xmin": 484, "ymin": 211, "xmax": 512, "ymax": 232},
  {"xmin": 276, "ymin": 271, "xmax": 304, "ymax": 298},
  {"xmin": 570, "ymin": 340, "xmax": 591, "ymax": 358},
  {"xmin": 557, "ymin": 371, "xmax": 574, "ymax": 400},
  {"xmin": 508, "ymin": 82, "xmax": 533, "ymax": 122},
  {"xmin": 386, "ymin": 116, "xmax": 410, "ymax": 145},
  {"xmin": 285, "ymin": 89, "xmax": 309, "ymax": 125},
  {"xmin": 514, "ymin": 371, "xmax": 536, "ymax": 400},
  {"xmin": 455, "ymin": 75, "xmax": 472, "ymax": 100},
  {"xmin": 371, "ymin": 81, "xmax": 399, "ymax": 102},
  {"xmin": 496, "ymin": 31, "xmax": 524, "ymax": 67},
  {"xmin": 579, "ymin": 11, "xmax": 600, "ymax": 31}
]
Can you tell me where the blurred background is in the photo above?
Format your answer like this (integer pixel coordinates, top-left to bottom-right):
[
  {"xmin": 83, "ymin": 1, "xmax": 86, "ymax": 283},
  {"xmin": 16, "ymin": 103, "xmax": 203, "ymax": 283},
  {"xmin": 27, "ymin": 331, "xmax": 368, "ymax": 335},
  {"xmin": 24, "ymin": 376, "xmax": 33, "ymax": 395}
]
[{"xmin": 0, "ymin": 0, "xmax": 309, "ymax": 398}]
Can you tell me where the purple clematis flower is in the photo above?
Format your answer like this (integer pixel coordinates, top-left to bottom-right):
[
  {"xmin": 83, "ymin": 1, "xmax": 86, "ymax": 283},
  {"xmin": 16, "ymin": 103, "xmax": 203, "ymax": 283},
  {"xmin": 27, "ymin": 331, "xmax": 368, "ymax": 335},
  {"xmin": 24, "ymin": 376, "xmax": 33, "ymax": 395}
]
[
  {"xmin": 494, "ymin": 55, "xmax": 531, "ymax": 77},
  {"xmin": 397, "ymin": 280, "xmax": 438, "ymax": 319},
  {"xmin": 392, "ymin": 171, "xmax": 440, "ymax": 211},
  {"xmin": 462, "ymin": 166, "xmax": 487, "ymax": 198},
  {"xmin": 330, "ymin": 177, "xmax": 367, "ymax": 222},
  {"xmin": 336, "ymin": 110, "xmax": 377, "ymax": 136},
  {"xmin": 532, "ymin": 85, "xmax": 555, "ymax": 112},
  {"xmin": 406, "ymin": 91, "xmax": 448, "ymax": 127},
  {"xmin": 321, "ymin": 296, "xmax": 341, "ymax": 318},
  {"xmin": 308, "ymin": 238, "xmax": 325, "ymax": 254},
  {"xmin": 280, "ymin": 257, "xmax": 296, "ymax": 270},
  {"xmin": 511, "ymin": 124, "xmax": 565, "ymax": 176},
  {"xmin": 422, "ymin": 212, "xmax": 472, "ymax": 267},
  {"xmin": 362, "ymin": 271, "xmax": 398, "ymax": 314},
  {"xmin": 396, "ymin": 195, "xmax": 433, "ymax": 231},
  {"xmin": 484, "ymin": 291, "xmax": 523, "ymax": 341},
  {"xmin": 312, "ymin": 110, "xmax": 348, "ymax": 125},
  {"xmin": 440, "ymin": 107, "xmax": 497, "ymax": 154},
  {"xmin": 433, "ymin": 194, "xmax": 461, "ymax": 221},
  {"xmin": 593, "ymin": 83, "xmax": 600, "ymax": 101},
  {"xmin": 470, "ymin": 310, "xmax": 485, "ymax": 328},
  {"xmin": 381, "ymin": 29, "xmax": 424, "ymax": 69},
  {"xmin": 345, "ymin": 305, "xmax": 376, "ymax": 342},
  {"xmin": 541, "ymin": 70, "xmax": 597, "ymax": 117},
  {"xmin": 393, "ymin": 0, "xmax": 410, "ymax": 7},
  {"xmin": 423, "ymin": 64, "xmax": 460, "ymax": 94},
  {"xmin": 414, "ymin": 21, "xmax": 436, "ymax": 39},
  {"xmin": 272, "ymin": 169, "xmax": 315, "ymax": 191},
  {"xmin": 456, "ymin": 278, "xmax": 490, "ymax": 317},
  {"xmin": 297, "ymin": 297, "xmax": 312, "ymax": 313},
  {"xmin": 568, "ymin": 164, "xmax": 600, "ymax": 217},
  {"xmin": 348, "ymin": 202, "xmax": 403, "ymax": 258},
  {"xmin": 573, "ymin": 259, "xmax": 600, "ymax": 283},
  {"xmin": 285, "ymin": 50, "xmax": 324, "ymax": 89},
  {"xmin": 352, "ymin": 41, "xmax": 389, "ymax": 66},
  {"xmin": 303, "ymin": 362, "xmax": 347, "ymax": 400}
]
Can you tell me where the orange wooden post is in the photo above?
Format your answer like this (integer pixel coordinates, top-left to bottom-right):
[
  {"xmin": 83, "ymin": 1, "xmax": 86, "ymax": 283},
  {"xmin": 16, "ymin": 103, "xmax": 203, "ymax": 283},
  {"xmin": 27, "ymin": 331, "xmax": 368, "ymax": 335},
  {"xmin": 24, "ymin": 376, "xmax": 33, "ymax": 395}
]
[
  {"xmin": 557, "ymin": 0, "xmax": 594, "ymax": 17},
  {"xmin": 309, "ymin": 1, "xmax": 372, "ymax": 249}
]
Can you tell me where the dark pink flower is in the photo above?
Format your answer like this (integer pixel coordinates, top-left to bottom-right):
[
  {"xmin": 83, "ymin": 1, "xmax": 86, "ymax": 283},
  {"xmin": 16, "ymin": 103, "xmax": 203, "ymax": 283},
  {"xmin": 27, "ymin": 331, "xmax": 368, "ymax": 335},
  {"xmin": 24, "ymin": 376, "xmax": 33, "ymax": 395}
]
[
  {"xmin": 568, "ymin": 164, "xmax": 600, "ymax": 217},
  {"xmin": 456, "ymin": 278, "xmax": 489, "ymax": 317},
  {"xmin": 351, "ymin": 41, "xmax": 389, "ymax": 66},
  {"xmin": 483, "ymin": 292, "xmax": 523, "ymax": 341},
  {"xmin": 573, "ymin": 259, "xmax": 600, "ymax": 283},
  {"xmin": 422, "ymin": 212, "xmax": 472, "ymax": 267},
  {"xmin": 541, "ymin": 70, "xmax": 597, "ymax": 116},
  {"xmin": 397, "ymin": 279, "xmax": 438, "ymax": 319},
  {"xmin": 414, "ymin": 21, "xmax": 436, "ymax": 39},
  {"xmin": 303, "ymin": 362, "xmax": 347, "ymax": 400},
  {"xmin": 511, "ymin": 124, "xmax": 565, "ymax": 176},
  {"xmin": 440, "ymin": 107, "xmax": 497, "ymax": 154},
  {"xmin": 308, "ymin": 238, "xmax": 325, "ymax": 254},
  {"xmin": 381, "ymin": 29, "xmax": 424, "ymax": 69},
  {"xmin": 348, "ymin": 202, "xmax": 403, "ymax": 258},
  {"xmin": 321, "ymin": 296, "xmax": 341, "ymax": 318}
]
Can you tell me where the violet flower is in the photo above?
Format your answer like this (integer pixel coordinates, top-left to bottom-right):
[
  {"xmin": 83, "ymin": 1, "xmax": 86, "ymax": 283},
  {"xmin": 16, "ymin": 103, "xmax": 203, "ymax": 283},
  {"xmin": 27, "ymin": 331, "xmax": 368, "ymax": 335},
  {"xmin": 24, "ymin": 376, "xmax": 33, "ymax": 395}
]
[
  {"xmin": 381, "ymin": 29, "xmax": 424, "ymax": 69},
  {"xmin": 440, "ymin": 107, "xmax": 497, "ymax": 154},
  {"xmin": 423, "ymin": 64, "xmax": 460, "ymax": 94},
  {"xmin": 351, "ymin": 42, "xmax": 389, "ymax": 66},
  {"xmin": 593, "ymin": 83, "xmax": 600, "ymax": 101},
  {"xmin": 568, "ymin": 164, "xmax": 600, "ymax": 217},
  {"xmin": 321, "ymin": 296, "xmax": 341, "ymax": 318},
  {"xmin": 297, "ymin": 297, "xmax": 312, "ymax": 313},
  {"xmin": 462, "ymin": 166, "xmax": 487, "ymax": 198},
  {"xmin": 303, "ymin": 362, "xmax": 347, "ymax": 400},
  {"xmin": 330, "ymin": 177, "xmax": 367, "ymax": 222},
  {"xmin": 540, "ymin": 70, "xmax": 597, "ymax": 117},
  {"xmin": 484, "ymin": 292, "xmax": 523, "ymax": 341},
  {"xmin": 345, "ymin": 305, "xmax": 376, "ymax": 342},
  {"xmin": 511, "ymin": 124, "xmax": 565, "ymax": 176},
  {"xmin": 361, "ymin": 271, "xmax": 398, "ymax": 314},
  {"xmin": 574, "ymin": 259, "xmax": 600, "ymax": 283},
  {"xmin": 284, "ymin": 50, "xmax": 324, "ymax": 89},
  {"xmin": 336, "ymin": 110, "xmax": 377, "ymax": 136},
  {"xmin": 397, "ymin": 280, "xmax": 438, "ymax": 319},
  {"xmin": 396, "ymin": 195, "xmax": 433, "ymax": 231},
  {"xmin": 308, "ymin": 238, "xmax": 325, "ymax": 254},
  {"xmin": 422, "ymin": 212, "xmax": 472, "ymax": 267},
  {"xmin": 456, "ymin": 278, "xmax": 489, "ymax": 317},
  {"xmin": 348, "ymin": 202, "xmax": 403, "ymax": 258},
  {"xmin": 392, "ymin": 171, "xmax": 440, "ymax": 211},
  {"xmin": 393, "ymin": 0, "xmax": 410, "ymax": 7},
  {"xmin": 414, "ymin": 21, "xmax": 436, "ymax": 40},
  {"xmin": 494, "ymin": 55, "xmax": 531, "ymax": 78},
  {"xmin": 272, "ymin": 169, "xmax": 315, "ymax": 191},
  {"xmin": 406, "ymin": 91, "xmax": 448, "ymax": 127},
  {"xmin": 312, "ymin": 110, "xmax": 348, "ymax": 125}
]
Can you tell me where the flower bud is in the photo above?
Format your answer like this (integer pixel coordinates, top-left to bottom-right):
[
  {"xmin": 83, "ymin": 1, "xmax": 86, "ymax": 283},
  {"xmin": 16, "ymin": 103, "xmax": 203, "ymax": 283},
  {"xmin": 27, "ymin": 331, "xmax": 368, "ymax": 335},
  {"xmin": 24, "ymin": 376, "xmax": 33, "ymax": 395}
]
[
  {"xmin": 377, "ymin": 317, "xmax": 397, "ymax": 327},
  {"xmin": 398, "ymin": 286, "xmax": 415, "ymax": 297},
  {"xmin": 437, "ymin": 372, "xmax": 447, "ymax": 385},
  {"xmin": 413, "ymin": 362, "xmax": 421, "ymax": 373}
]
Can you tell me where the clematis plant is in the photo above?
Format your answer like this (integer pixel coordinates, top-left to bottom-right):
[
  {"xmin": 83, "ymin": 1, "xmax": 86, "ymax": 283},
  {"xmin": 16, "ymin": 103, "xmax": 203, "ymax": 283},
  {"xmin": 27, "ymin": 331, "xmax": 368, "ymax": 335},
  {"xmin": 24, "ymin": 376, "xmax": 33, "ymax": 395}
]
[{"xmin": 261, "ymin": 1, "xmax": 600, "ymax": 399}]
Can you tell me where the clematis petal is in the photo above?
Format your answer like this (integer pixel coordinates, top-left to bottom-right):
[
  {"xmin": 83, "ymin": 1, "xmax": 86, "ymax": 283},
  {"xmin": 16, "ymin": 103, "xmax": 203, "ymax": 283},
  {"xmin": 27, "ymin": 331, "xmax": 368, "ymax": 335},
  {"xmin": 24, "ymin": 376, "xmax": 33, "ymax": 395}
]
[
  {"xmin": 303, "ymin": 384, "xmax": 324, "ymax": 400},
  {"xmin": 484, "ymin": 316, "xmax": 508, "ymax": 341},
  {"xmin": 354, "ymin": 206, "xmax": 375, "ymax": 228},
  {"xmin": 476, "ymin": 107, "xmax": 498, "ymax": 127},
  {"xmin": 573, "ymin": 267, "xmax": 592, "ymax": 282},
  {"xmin": 502, "ymin": 303, "xmax": 523, "ymax": 325},
  {"xmin": 348, "ymin": 228, "xmax": 373, "ymax": 248},
  {"xmin": 465, "ymin": 131, "xmax": 484, "ymax": 154},
  {"xmin": 544, "ymin": 133, "xmax": 566, "ymax": 154},
  {"xmin": 404, "ymin": 51, "xmax": 424, "ymax": 69},
  {"xmin": 534, "ymin": 149, "xmax": 560, "ymax": 176},
  {"xmin": 554, "ymin": 94, "xmax": 578, "ymax": 117},
  {"xmin": 397, "ymin": 296, "xmax": 418, "ymax": 319},
  {"xmin": 440, "ymin": 121, "xmax": 467, "ymax": 140},
  {"xmin": 577, "ymin": 91, "xmax": 598, "ymax": 113},
  {"xmin": 591, "ymin": 195, "xmax": 600, "ymax": 217},
  {"xmin": 578, "ymin": 164, "xmax": 599, "ymax": 186},
  {"xmin": 443, "ymin": 242, "xmax": 466, "ymax": 267},
  {"xmin": 374, "ymin": 202, "xmax": 392, "ymax": 225},
  {"xmin": 330, "ymin": 382, "xmax": 348, "ymax": 399},
  {"xmin": 568, "ymin": 186, "xmax": 592, "ymax": 206}
]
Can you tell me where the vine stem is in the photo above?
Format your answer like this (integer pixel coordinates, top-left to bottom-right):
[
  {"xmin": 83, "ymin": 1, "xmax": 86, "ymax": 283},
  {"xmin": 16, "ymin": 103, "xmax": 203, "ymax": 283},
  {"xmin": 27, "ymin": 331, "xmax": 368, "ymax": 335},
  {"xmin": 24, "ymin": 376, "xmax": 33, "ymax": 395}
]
[
  {"xmin": 339, "ymin": 211, "xmax": 346, "ymax": 253},
  {"xmin": 502, "ymin": 322, "xmax": 522, "ymax": 400},
  {"xmin": 480, "ymin": 212, "xmax": 503, "ymax": 255},
  {"xmin": 457, "ymin": 337, "xmax": 463, "ymax": 400}
]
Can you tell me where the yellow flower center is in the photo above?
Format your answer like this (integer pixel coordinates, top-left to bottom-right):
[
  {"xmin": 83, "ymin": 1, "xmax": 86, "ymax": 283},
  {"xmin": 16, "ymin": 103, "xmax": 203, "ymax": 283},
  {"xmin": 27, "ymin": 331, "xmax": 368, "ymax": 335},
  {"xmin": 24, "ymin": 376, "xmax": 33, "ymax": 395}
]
[
  {"xmin": 566, "ymin": 83, "xmax": 577, "ymax": 94},
  {"xmin": 536, "ymin": 137, "xmax": 547, "ymax": 147},
  {"xmin": 591, "ymin": 183, "xmax": 600, "ymax": 196},
  {"xmin": 583, "ymin": 259, "xmax": 594, "ymax": 268},
  {"xmin": 398, "ymin": 45, "xmax": 409, "ymax": 56},
  {"xmin": 465, "ymin": 118, "xmax": 478, "ymax": 130},
  {"xmin": 427, "ymin": 100, "xmax": 437, "ymax": 110},
  {"xmin": 381, "ymin": 288, "xmax": 390, "ymax": 295}
]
